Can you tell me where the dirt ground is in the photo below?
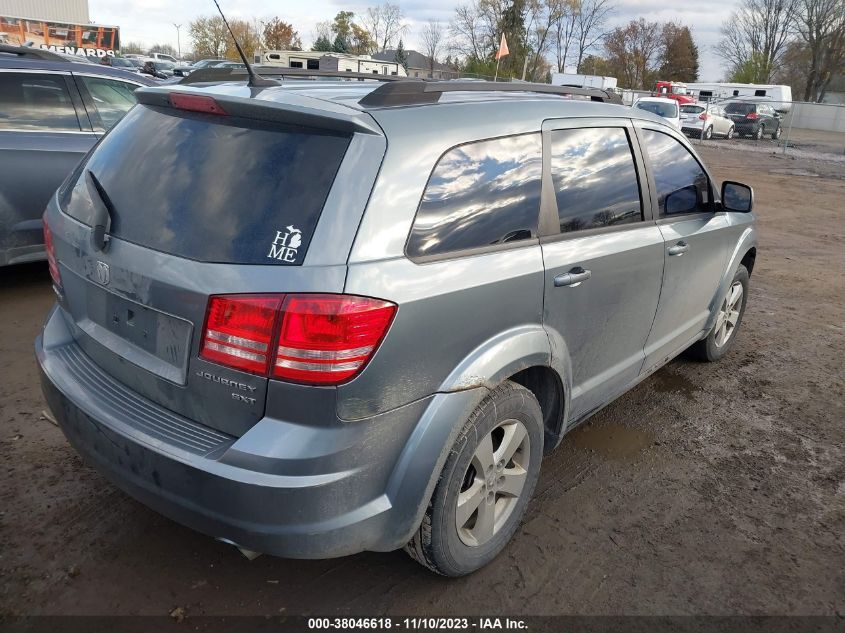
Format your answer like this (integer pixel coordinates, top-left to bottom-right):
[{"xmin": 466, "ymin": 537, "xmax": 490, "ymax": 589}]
[{"xmin": 0, "ymin": 146, "xmax": 843, "ymax": 618}]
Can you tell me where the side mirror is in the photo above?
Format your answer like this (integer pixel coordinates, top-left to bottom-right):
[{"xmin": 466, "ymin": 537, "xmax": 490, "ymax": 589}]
[
  {"xmin": 721, "ymin": 181, "xmax": 753, "ymax": 213},
  {"xmin": 665, "ymin": 184, "xmax": 700, "ymax": 215}
]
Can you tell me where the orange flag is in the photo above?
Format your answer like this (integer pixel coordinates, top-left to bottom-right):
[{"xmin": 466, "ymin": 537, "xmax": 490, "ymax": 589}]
[{"xmin": 496, "ymin": 33, "xmax": 509, "ymax": 60}]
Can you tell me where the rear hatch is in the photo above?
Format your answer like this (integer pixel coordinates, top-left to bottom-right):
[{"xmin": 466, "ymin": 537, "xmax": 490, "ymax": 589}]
[
  {"xmin": 679, "ymin": 106, "xmax": 703, "ymax": 125},
  {"xmin": 50, "ymin": 88, "xmax": 378, "ymax": 436},
  {"xmin": 724, "ymin": 103, "xmax": 755, "ymax": 123}
]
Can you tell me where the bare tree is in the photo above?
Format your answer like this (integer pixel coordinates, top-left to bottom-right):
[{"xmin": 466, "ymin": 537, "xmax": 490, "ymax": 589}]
[
  {"xmin": 526, "ymin": 0, "xmax": 565, "ymax": 79},
  {"xmin": 574, "ymin": 0, "xmax": 616, "ymax": 69},
  {"xmin": 554, "ymin": 0, "xmax": 579, "ymax": 71},
  {"xmin": 603, "ymin": 18, "xmax": 663, "ymax": 88},
  {"xmin": 421, "ymin": 20, "xmax": 446, "ymax": 76},
  {"xmin": 363, "ymin": 2, "xmax": 407, "ymax": 53},
  {"xmin": 716, "ymin": 0, "xmax": 799, "ymax": 82},
  {"xmin": 795, "ymin": 0, "xmax": 845, "ymax": 100},
  {"xmin": 450, "ymin": 0, "xmax": 507, "ymax": 63}
]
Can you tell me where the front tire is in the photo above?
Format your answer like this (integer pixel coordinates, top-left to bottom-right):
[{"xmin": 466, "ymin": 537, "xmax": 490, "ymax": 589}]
[
  {"xmin": 405, "ymin": 381, "xmax": 544, "ymax": 576},
  {"xmin": 772, "ymin": 125, "xmax": 782, "ymax": 140},
  {"xmin": 689, "ymin": 265, "xmax": 749, "ymax": 362}
]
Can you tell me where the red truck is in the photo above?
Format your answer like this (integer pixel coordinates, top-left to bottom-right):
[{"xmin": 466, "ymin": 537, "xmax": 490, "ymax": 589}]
[{"xmin": 653, "ymin": 80, "xmax": 696, "ymax": 105}]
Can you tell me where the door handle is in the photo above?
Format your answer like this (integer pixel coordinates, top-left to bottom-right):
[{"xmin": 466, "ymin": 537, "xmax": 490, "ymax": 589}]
[
  {"xmin": 554, "ymin": 267, "xmax": 592, "ymax": 287},
  {"xmin": 667, "ymin": 241, "xmax": 689, "ymax": 256}
]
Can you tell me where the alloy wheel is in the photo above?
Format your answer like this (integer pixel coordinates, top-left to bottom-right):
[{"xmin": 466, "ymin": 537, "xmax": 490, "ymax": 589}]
[
  {"xmin": 714, "ymin": 281, "xmax": 743, "ymax": 348},
  {"xmin": 455, "ymin": 419, "xmax": 530, "ymax": 547}
]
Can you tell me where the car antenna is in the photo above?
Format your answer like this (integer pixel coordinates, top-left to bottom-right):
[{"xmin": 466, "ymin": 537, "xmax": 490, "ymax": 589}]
[{"xmin": 210, "ymin": 0, "xmax": 278, "ymax": 87}]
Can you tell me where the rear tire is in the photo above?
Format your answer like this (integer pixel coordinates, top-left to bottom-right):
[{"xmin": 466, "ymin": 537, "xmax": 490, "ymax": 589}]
[
  {"xmin": 754, "ymin": 125, "xmax": 764, "ymax": 140},
  {"xmin": 689, "ymin": 265, "xmax": 749, "ymax": 362},
  {"xmin": 726, "ymin": 126, "xmax": 735, "ymax": 139},
  {"xmin": 703, "ymin": 126, "xmax": 713, "ymax": 140},
  {"xmin": 405, "ymin": 381, "xmax": 544, "ymax": 576}
]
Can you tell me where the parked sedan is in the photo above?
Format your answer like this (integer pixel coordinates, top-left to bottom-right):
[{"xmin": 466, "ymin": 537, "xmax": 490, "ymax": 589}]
[
  {"xmin": 680, "ymin": 103, "xmax": 735, "ymax": 139},
  {"xmin": 723, "ymin": 101, "xmax": 782, "ymax": 140}
]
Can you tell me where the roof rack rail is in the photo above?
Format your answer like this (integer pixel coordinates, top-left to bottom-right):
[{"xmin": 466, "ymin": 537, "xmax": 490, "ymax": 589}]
[
  {"xmin": 358, "ymin": 80, "xmax": 623, "ymax": 107},
  {"xmin": 179, "ymin": 66, "xmax": 412, "ymax": 85},
  {"xmin": 0, "ymin": 44, "xmax": 66, "ymax": 61}
]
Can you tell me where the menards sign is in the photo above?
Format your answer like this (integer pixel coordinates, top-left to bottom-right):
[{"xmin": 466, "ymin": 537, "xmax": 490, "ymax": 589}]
[{"xmin": 0, "ymin": 14, "xmax": 120, "ymax": 58}]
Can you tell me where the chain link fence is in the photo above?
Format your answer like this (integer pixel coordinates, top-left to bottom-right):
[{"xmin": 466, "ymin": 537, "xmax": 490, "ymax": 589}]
[{"xmin": 684, "ymin": 99, "xmax": 845, "ymax": 160}]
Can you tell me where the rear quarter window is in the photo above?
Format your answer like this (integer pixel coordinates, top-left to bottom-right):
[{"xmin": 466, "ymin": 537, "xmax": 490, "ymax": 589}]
[{"xmin": 406, "ymin": 133, "xmax": 542, "ymax": 259}]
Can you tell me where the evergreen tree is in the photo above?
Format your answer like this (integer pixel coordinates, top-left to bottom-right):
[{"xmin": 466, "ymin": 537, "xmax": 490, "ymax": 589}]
[
  {"xmin": 660, "ymin": 24, "xmax": 699, "ymax": 82},
  {"xmin": 497, "ymin": 0, "xmax": 528, "ymax": 79},
  {"xmin": 394, "ymin": 38, "xmax": 409, "ymax": 72},
  {"xmin": 312, "ymin": 35, "xmax": 333, "ymax": 52},
  {"xmin": 332, "ymin": 33, "xmax": 349, "ymax": 53}
]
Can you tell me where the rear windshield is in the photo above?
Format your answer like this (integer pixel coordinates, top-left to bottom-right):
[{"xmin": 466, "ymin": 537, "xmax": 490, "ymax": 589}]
[
  {"xmin": 636, "ymin": 101, "xmax": 677, "ymax": 118},
  {"xmin": 725, "ymin": 102, "xmax": 755, "ymax": 114},
  {"xmin": 680, "ymin": 105, "xmax": 704, "ymax": 114},
  {"xmin": 60, "ymin": 104, "xmax": 350, "ymax": 265}
]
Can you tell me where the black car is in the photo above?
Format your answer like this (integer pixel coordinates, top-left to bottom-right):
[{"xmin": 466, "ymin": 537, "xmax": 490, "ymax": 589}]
[
  {"xmin": 723, "ymin": 101, "xmax": 782, "ymax": 140},
  {"xmin": 0, "ymin": 45, "xmax": 155, "ymax": 266}
]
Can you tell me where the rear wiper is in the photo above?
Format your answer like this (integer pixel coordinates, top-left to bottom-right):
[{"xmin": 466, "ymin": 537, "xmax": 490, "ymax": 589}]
[{"xmin": 85, "ymin": 170, "xmax": 113, "ymax": 252}]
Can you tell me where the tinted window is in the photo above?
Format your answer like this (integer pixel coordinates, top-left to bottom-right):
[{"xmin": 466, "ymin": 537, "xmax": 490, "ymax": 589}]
[
  {"xmin": 680, "ymin": 105, "xmax": 704, "ymax": 114},
  {"xmin": 636, "ymin": 101, "xmax": 677, "ymax": 118},
  {"xmin": 550, "ymin": 128, "xmax": 642, "ymax": 233},
  {"xmin": 60, "ymin": 105, "xmax": 350, "ymax": 265},
  {"xmin": 0, "ymin": 73, "xmax": 80, "ymax": 131},
  {"xmin": 725, "ymin": 102, "xmax": 755, "ymax": 115},
  {"xmin": 641, "ymin": 129, "xmax": 710, "ymax": 216},
  {"xmin": 79, "ymin": 76, "xmax": 139, "ymax": 129},
  {"xmin": 407, "ymin": 134, "xmax": 542, "ymax": 258}
]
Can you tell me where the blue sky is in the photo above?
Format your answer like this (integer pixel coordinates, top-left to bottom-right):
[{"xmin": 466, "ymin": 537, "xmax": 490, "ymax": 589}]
[{"xmin": 88, "ymin": 0, "xmax": 734, "ymax": 80}]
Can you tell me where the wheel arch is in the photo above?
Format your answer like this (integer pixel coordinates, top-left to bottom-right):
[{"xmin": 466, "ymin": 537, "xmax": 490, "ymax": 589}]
[
  {"xmin": 704, "ymin": 227, "xmax": 758, "ymax": 334},
  {"xmin": 436, "ymin": 324, "xmax": 571, "ymax": 452}
]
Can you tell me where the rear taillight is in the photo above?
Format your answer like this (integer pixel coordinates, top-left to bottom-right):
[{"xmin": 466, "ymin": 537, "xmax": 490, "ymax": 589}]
[
  {"xmin": 699, "ymin": 112, "xmax": 709, "ymax": 120},
  {"xmin": 199, "ymin": 294, "xmax": 397, "ymax": 385},
  {"xmin": 746, "ymin": 112, "xmax": 759, "ymax": 119},
  {"xmin": 274, "ymin": 295, "xmax": 396, "ymax": 385},
  {"xmin": 43, "ymin": 217, "xmax": 61, "ymax": 290}
]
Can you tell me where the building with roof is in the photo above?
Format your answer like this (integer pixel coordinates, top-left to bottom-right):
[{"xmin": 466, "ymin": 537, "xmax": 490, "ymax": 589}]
[
  {"xmin": 0, "ymin": 0, "xmax": 88, "ymax": 23},
  {"xmin": 371, "ymin": 49, "xmax": 459, "ymax": 80}
]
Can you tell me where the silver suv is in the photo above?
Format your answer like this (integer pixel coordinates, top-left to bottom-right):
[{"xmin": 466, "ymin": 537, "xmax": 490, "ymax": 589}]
[{"xmin": 36, "ymin": 77, "xmax": 758, "ymax": 576}]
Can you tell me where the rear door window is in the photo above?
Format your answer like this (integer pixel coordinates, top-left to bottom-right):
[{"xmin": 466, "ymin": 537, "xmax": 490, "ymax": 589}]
[
  {"xmin": 60, "ymin": 104, "xmax": 350, "ymax": 264},
  {"xmin": 406, "ymin": 134, "xmax": 542, "ymax": 259},
  {"xmin": 550, "ymin": 127, "xmax": 643, "ymax": 233},
  {"xmin": 0, "ymin": 72, "xmax": 81, "ymax": 131}
]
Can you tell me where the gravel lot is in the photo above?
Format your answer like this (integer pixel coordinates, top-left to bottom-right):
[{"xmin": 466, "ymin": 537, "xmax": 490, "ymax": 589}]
[{"xmin": 0, "ymin": 145, "xmax": 843, "ymax": 618}]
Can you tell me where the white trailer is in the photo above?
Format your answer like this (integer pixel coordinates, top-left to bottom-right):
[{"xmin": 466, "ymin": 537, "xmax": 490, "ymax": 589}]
[
  {"xmin": 687, "ymin": 83, "xmax": 793, "ymax": 112},
  {"xmin": 261, "ymin": 50, "xmax": 406, "ymax": 77},
  {"xmin": 550, "ymin": 73, "xmax": 617, "ymax": 91}
]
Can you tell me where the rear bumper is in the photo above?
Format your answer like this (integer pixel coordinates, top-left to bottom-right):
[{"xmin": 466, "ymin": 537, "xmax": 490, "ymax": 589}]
[
  {"xmin": 733, "ymin": 123, "xmax": 760, "ymax": 135},
  {"xmin": 1, "ymin": 244, "xmax": 46, "ymax": 267},
  {"xmin": 37, "ymin": 305, "xmax": 486, "ymax": 558}
]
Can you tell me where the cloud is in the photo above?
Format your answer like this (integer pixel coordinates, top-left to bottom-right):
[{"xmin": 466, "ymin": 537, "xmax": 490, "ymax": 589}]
[{"xmin": 90, "ymin": 0, "xmax": 731, "ymax": 80}]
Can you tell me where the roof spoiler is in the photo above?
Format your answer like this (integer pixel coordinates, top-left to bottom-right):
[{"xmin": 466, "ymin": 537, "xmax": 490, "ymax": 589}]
[
  {"xmin": 179, "ymin": 66, "xmax": 412, "ymax": 86},
  {"xmin": 0, "ymin": 44, "xmax": 67, "ymax": 61},
  {"xmin": 358, "ymin": 81, "xmax": 624, "ymax": 107},
  {"xmin": 134, "ymin": 86, "xmax": 383, "ymax": 135}
]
